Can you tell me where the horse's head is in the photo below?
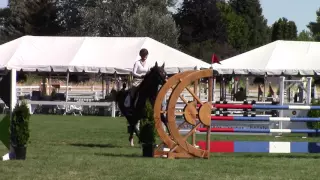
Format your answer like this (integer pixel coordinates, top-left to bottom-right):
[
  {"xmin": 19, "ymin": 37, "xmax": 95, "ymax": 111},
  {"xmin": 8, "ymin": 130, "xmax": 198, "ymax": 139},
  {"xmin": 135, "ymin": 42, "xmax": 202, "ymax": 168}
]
[{"xmin": 148, "ymin": 62, "xmax": 167, "ymax": 85}]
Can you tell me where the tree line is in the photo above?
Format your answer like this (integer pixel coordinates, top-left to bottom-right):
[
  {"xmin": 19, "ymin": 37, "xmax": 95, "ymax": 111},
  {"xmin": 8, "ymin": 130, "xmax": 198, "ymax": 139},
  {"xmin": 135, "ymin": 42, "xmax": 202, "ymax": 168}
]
[{"xmin": 0, "ymin": 0, "xmax": 320, "ymax": 63}]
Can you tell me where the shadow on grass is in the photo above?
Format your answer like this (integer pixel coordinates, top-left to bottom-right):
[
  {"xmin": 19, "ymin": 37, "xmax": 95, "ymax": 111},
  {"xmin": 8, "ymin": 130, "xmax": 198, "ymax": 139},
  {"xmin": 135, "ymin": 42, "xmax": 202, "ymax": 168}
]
[
  {"xmin": 69, "ymin": 143, "xmax": 122, "ymax": 148},
  {"xmin": 94, "ymin": 152, "xmax": 143, "ymax": 158}
]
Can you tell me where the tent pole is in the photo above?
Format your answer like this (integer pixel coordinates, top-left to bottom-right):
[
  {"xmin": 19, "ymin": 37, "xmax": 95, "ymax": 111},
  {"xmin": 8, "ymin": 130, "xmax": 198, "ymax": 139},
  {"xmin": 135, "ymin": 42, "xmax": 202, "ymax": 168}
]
[
  {"xmin": 306, "ymin": 77, "xmax": 312, "ymax": 104},
  {"xmin": 111, "ymin": 72, "xmax": 116, "ymax": 118},
  {"xmin": 213, "ymin": 77, "xmax": 216, "ymax": 102},
  {"xmin": 263, "ymin": 75, "xmax": 266, "ymax": 102},
  {"xmin": 279, "ymin": 76, "xmax": 285, "ymax": 133},
  {"xmin": 245, "ymin": 77, "xmax": 249, "ymax": 98},
  {"xmin": 66, "ymin": 72, "xmax": 69, "ymax": 102},
  {"xmin": 49, "ymin": 72, "xmax": 52, "ymax": 95},
  {"xmin": 224, "ymin": 77, "xmax": 226, "ymax": 101},
  {"xmin": 10, "ymin": 69, "xmax": 17, "ymax": 115},
  {"xmin": 102, "ymin": 74, "xmax": 105, "ymax": 99},
  {"xmin": 8, "ymin": 69, "xmax": 17, "ymax": 160}
]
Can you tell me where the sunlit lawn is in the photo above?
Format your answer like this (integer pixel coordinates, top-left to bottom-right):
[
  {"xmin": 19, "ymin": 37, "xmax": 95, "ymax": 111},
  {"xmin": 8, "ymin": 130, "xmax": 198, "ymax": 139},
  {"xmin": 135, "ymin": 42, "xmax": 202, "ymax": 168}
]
[{"xmin": 1, "ymin": 115, "xmax": 320, "ymax": 180}]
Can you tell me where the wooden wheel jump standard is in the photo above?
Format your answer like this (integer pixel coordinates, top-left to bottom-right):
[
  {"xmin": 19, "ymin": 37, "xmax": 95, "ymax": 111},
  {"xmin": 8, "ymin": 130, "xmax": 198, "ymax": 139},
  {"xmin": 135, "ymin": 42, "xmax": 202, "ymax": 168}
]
[
  {"xmin": 153, "ymin": 70, "xmax": 196, "ymax": 158},
  {"xmin": 154, "ymin": 69, "xmax": 214, "ymax": 159}
]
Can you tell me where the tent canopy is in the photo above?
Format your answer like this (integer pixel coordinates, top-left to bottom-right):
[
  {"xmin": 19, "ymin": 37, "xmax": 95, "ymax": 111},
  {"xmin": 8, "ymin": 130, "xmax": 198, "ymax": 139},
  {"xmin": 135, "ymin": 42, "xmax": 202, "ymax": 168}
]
[
  {"xmin": 211, "ymin": 40, "xmax": 320, "ymax": 76},
  {"xmin": 0, "ymin": 36, "xmax": 210, "ymax": 74}
]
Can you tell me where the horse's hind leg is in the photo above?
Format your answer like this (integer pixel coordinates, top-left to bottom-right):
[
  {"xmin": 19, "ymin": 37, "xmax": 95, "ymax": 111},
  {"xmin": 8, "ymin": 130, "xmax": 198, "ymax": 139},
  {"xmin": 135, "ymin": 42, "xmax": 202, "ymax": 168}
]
[{"xmin": 128, "ymin": 125, "xmax": 135, "ymax": 147}]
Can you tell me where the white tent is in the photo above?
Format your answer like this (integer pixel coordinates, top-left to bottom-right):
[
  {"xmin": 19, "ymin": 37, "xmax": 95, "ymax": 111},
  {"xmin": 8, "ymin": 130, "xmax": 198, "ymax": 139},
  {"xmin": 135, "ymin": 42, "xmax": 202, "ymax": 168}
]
[
  {"xmin": 0, "ymin": 35, "xmax": 210, "ymax": 74},
  {"xmin": 211, "ymin": 40, "xmax": 320, "ymax": 76}
]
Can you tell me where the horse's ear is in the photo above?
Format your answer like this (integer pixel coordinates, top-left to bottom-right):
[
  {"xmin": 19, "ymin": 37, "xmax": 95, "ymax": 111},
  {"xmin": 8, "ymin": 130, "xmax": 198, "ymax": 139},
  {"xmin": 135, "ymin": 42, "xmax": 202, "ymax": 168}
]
[
  {"xmin": 161, "ymin": 63, "xmax": 165, "ymax": 68},
  {"xmin": 155, "ymin": 62, "xmax": 158, "ymax": 67}
]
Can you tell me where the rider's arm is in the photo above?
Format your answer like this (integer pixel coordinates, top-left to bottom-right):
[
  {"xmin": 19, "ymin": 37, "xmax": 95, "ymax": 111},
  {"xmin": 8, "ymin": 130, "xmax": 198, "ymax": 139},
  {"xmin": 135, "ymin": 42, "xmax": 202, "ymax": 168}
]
[{"xmin": 133, "ymin": 62, "xmax": 143, "ymax": 78}]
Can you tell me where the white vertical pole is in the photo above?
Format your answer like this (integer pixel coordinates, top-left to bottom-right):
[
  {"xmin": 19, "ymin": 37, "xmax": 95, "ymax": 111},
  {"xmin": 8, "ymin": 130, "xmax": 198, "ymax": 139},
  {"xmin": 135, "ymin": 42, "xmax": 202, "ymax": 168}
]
[
  {"xmin": 245, "ymin": 77, "xmax": 249, "ymax": 98},
  {"xmin": 314, "ymin": 84, "xmax": 318, "ymax": 100},
  {"xmin": 111, "ymin": 72, "xmax": 116, "ymax": 118},
  {"xmin": 8, "ymin": 69, "xmax": 17, "ymax": 160},
  {"xmin": 66, "ymin": 72, "xmax": 69, "ymax": 102},
  {"xmin": 279, "ymin": 76, "xmax": 285, "ymax": 132},
  {"xmin": 306, "ymin": 77, "xmax": 312, "ymax": 104},
  {"xmin": 102, "ymin": 74, "xmax": 105, "ymax": 99},
  {"xmin": 213, "ymin": 77, "xmax": 216, "ymax": 102},
  {"xmin": 65, "ymin": 72, "xmax": 69, "ymax": 114},
  {"xmin": 111, "ymin": 101, "xmax": 116, "ymax": 118},
  {"xmin": 263, "ymin": 75, "xmax": 267, "ymax": 102},
  {"xmin": 10, "ymin": 69, "xmax": 17, "ymax": 113}
]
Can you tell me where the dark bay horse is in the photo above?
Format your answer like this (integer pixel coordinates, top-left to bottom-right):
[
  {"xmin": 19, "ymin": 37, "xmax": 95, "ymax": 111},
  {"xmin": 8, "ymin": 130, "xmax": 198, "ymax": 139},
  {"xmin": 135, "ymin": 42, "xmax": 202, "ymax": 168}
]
[{"xmin": 114, "ymin": 62, "xmax": 167, "ymax": 146}]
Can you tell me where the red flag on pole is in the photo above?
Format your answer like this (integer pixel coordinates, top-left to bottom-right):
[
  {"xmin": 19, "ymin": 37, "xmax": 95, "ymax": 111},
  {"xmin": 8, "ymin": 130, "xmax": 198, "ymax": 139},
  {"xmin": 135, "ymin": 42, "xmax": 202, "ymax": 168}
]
[{"xmin": 211, "ymin": 54, "xmax": 221, "ymax": 64}]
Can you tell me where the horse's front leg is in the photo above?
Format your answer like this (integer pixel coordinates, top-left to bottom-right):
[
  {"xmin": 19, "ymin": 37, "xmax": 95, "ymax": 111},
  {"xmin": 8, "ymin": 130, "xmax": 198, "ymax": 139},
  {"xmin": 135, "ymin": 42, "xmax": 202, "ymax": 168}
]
[
  {"xmin": 133, "ymin": 122, "xmax": 140, "ymax": 144},
  {"xmin": 161, "ymin": 114, "xmax": 170, "ymax": 135}
]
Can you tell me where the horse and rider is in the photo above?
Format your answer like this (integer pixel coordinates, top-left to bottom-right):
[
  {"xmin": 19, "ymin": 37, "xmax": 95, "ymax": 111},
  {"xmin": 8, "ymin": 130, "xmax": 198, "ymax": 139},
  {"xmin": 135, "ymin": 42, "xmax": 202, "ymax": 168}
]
[{"xmin": 114, "ymin": 48, "xmax": 167, "ymax": 146}]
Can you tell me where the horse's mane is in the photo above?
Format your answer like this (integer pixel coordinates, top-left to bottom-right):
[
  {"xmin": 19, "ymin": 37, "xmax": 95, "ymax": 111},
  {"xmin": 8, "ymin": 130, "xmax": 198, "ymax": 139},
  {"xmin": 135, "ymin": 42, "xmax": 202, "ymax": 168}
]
[{"xmin": 136, "ymin": 65, "xmax": 158, "ymax": 89}]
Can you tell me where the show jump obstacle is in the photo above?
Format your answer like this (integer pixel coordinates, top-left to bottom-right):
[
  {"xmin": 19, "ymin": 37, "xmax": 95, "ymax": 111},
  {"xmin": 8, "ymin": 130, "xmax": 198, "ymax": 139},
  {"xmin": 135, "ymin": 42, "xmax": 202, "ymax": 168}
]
[
  {"xmin": 153, "ymin": 69, "xmax": 214, "ymax": 159},
  {"xmin": 153, "ymin": 69, "xmax": 320, "ymax": 159}
]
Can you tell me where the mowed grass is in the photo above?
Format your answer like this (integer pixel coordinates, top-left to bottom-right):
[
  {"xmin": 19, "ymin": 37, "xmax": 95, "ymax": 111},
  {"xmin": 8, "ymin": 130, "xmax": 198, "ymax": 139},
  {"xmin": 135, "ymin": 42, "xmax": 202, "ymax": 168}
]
[{"xmin": 1, "ymin": 115, "xmax": 320, "ymax": 180}]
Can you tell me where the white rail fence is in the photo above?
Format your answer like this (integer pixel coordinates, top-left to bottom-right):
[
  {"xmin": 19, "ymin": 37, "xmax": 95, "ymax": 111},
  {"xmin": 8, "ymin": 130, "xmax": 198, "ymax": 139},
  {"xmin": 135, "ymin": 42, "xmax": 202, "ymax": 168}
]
[
  {"xmin": 1, "ymin": 85, "xmax": 316, "ymax": 117},
  {"xmin": 16, "ymin": 86, "xmax": 293, "ymax": 101}
]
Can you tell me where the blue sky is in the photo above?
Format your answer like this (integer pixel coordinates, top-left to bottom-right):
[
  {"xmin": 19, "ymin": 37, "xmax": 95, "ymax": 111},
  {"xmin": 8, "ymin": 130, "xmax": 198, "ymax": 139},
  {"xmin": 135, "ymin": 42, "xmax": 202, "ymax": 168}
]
[
  {"xmin": 260, "ymin": 0, "xmax": 320, "ymax": 32},
  {"xmin": 0, "ymin": 0, "xmax": 319, "ymax": 33},
  {"xmin": 0, "ymin": 0, "xmax": 6, "ymax": 8}
]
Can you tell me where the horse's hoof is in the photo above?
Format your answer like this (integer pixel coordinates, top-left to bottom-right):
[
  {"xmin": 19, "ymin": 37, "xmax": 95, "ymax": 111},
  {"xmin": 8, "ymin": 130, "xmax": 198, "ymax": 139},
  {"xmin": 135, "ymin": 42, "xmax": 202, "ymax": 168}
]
[{"xmin": 130, "ymin": 138, "xmax": 134, "ymax": 147}]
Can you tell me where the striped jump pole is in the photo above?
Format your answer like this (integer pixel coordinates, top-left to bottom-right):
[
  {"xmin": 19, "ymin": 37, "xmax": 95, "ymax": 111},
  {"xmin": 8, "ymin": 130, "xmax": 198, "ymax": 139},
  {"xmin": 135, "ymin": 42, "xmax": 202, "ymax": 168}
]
[
  {"xmin": 197, "ymin": 141, "xmax": 320, "ymax": 153},
  {"xmin": 197, "ymin": 128, "xmax": 320, "ymax": 134},
  {"xmin": 214, "ymin": 104, "xmax": 320, "ymax": 110},
  {"xmin": 199, "ymin": 116, "xmax": 320, "ymax": 133},
  {"xmin": 197, "ymin": 103, "xmax": 320, "ymax": 110},
  {"xmin": 213, "ymin": 100, "xmax": 273, "ymax": 105},
  {"xmin": 211, "ymin": 116, "xmax": 320, "ymax": 122}
]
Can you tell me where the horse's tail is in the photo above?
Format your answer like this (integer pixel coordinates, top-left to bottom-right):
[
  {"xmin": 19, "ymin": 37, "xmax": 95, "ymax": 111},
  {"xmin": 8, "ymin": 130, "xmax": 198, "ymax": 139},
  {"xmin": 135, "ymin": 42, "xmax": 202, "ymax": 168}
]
[
  {"xmin": 110, "ymin": 89, "xmax": 120, "ymax": 103},
  {"xmin": 112, "ymin": 90, "xmax": 128, "ymax": 116}
]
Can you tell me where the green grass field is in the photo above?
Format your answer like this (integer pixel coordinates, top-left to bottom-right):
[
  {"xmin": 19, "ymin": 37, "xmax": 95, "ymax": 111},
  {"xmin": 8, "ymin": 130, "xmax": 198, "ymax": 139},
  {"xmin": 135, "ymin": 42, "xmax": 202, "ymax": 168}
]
[{"xmin": 1, "ymin": 115, "xmax": 320, "ymax": 180}]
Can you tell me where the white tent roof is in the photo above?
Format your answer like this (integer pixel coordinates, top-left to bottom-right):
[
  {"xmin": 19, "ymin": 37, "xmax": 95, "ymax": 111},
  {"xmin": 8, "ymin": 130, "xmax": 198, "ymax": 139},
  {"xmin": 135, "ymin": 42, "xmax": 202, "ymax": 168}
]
[
  {"xmin": 0, "ymin": 36, "xmax": 210, "ymax": 74},
  {"xmin": 211, "ymin": 40, "xmax": 320, "ymax": 76}
]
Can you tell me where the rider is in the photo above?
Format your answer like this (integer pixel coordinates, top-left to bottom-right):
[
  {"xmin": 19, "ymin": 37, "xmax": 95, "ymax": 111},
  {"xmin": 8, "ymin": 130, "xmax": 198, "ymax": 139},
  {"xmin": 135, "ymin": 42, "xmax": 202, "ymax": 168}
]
[
  {"xmin": 132, "ymin": 48, "xmax": 150, "ymax": 89},
  {"xmin": 125, "ymin": 48, "xmax": 150, "ymax": 107}
]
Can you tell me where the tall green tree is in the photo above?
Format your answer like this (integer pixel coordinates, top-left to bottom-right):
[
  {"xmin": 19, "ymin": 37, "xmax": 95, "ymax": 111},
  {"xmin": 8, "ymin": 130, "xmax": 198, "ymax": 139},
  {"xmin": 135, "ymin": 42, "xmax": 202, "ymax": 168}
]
[
  {"xmin": 174, "ymin": 0, "xmax": 227, "ymax": 46},
  {"xmin": 297, "ymin": 30, "xmax": 314, "ymax": 41},
  {"xmin": 271, "ymin": 18, "xmax": 297, "ymax": 41},
  {"xmin": 74, "ymin": 0, "xmax": 179, "ymax": 46},
  {"xmin": 0, "ymin": 8, "xmax": 10, "ymax": 27},
  {"xmin": 217, "ymin": 1, "xmax": 249, "ymax": 52},
  {"xmin": 128, "ymin": 6, "xmax": 180, "ymax": 48},
  {"xmin": 0, "ymin": 8, "xmax": 11, "ymax": 44},
  {"xmin": 55, "ymin": 0, "xmax": 83, "ymax": 34},
  {"xmin": 3, "ymin": 0, "xmax": 62, "ymax": 39},
  {"xmin": 229, "ymin": 0, "xmax": 269, "ymax": 50},
  {"xmin": 307, "ymin": 8, "xmax": 320, "ymax": 41},
  {"xmin": 184, "ymin": 40, "xmax": 238, "ymax": 63},
  {"xmin": 287, "ymin": 21, "xmax": 298, "ymax": 40}
]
